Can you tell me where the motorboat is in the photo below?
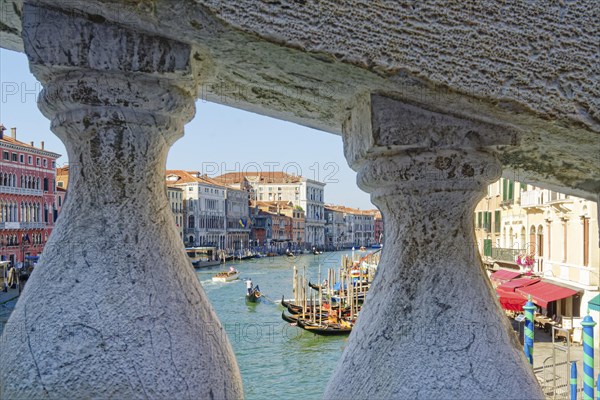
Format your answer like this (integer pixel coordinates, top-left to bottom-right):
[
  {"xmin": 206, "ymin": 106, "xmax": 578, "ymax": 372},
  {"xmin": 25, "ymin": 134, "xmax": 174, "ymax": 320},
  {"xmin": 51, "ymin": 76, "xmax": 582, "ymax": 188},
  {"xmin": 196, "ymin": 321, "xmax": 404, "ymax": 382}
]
[{"xmin": 212, "ymin": 269, "xmax": 240, "ymax": 282}]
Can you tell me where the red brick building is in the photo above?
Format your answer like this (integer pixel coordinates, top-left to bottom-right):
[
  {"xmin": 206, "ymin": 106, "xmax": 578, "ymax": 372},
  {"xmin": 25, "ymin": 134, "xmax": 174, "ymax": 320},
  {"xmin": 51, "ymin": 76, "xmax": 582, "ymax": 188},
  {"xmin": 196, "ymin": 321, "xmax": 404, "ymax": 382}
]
[{"xmin": 0, "ymin": 125, "xmax": 61, "ymax": 266}]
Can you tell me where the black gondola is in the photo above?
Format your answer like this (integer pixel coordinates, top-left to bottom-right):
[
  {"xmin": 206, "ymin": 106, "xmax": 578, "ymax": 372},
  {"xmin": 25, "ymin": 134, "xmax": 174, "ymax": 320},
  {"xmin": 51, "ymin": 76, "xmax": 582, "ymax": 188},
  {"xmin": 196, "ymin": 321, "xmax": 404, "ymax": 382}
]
[
  {"xmin": 246, "ymin": 286, "xmax": 261, "ymax": 303},
  {"xmin": 296, "ymin": 317, "xmax": 352, "ymax": 336},
  {"xmin": 282, "ymin": 310, "xmax": 328, "ymax": 323},
  {"xmin": 281, "ymin": 310, "xmax": 297, "ymax": 323}
]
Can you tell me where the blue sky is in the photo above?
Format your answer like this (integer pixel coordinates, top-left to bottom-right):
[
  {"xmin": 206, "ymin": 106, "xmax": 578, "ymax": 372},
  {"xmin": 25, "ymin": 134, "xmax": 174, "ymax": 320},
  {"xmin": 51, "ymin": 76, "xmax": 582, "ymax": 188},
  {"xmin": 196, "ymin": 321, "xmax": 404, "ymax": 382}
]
[{"xmin": 0, "ymin": 49, "xmax": 373, "ymax": 209}]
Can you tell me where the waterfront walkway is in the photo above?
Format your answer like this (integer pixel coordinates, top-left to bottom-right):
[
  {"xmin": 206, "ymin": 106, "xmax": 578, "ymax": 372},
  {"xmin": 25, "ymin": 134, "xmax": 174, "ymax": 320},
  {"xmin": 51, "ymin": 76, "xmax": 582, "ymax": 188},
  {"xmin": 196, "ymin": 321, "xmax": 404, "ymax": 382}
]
[
  {"xmin": 510, "ymin": 317, "xmax": 588, "ymax": 399},
  {"xmin": 0, "ymin": 287, "xmax": 20, "ymax": 333},
  {"xmin": 0, "ymin": 287, "xmax": 20, "ymax": 305}
]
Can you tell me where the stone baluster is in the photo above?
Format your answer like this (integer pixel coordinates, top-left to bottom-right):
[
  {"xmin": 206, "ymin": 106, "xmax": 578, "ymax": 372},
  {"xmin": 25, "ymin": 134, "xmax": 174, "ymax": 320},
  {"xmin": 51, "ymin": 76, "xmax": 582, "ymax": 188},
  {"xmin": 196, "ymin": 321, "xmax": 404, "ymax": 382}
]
[
  {"xmin": 0, "ymin": 4, "xmax": 242, "ymax": 398},
  {"xmin": 325, "ymin": 94, "xmax": 544, "ymax": 399}
]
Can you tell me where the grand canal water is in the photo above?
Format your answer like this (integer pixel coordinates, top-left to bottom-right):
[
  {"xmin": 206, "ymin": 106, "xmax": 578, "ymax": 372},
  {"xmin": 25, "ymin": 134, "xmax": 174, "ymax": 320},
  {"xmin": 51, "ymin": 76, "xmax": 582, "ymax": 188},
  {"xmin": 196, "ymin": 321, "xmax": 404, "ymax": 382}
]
[{"xmin": 196, "ymin": 250, "xmax": 353, "ymax": 400}]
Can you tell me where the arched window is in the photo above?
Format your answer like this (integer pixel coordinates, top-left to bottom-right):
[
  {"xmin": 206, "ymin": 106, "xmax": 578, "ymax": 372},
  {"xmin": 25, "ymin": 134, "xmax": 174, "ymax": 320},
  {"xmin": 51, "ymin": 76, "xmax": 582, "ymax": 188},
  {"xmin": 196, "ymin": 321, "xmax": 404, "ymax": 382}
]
[
  {"xmin": 188, "ymin": 215, "xmax": 195, "ymax": 229},
  {"xmin": 537, "ymin": 225, "xmax": 544, "ymax": 257},
  {"xmin": 529, "ymin": 226, "xmax": 536, "ymax": 255}
]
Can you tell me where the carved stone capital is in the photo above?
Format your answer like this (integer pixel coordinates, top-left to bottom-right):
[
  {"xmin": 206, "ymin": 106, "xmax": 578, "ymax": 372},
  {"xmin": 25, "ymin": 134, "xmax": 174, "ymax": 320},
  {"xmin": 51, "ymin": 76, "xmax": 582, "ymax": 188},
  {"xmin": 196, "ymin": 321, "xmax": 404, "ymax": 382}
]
[
  {"xmin": 38, "ymin": 71, "xmax": 195, "ymax": 146},
  {"xmin": 342, "ymin": 93, "xmax": 520, "ymax": 169},
  {"xmin": 22, "ymin": 2, "xmax": 195, "ymax": 90},
  {"xmin": 357, "ymin": 149, "xmax": 502, "ymax": 199}
]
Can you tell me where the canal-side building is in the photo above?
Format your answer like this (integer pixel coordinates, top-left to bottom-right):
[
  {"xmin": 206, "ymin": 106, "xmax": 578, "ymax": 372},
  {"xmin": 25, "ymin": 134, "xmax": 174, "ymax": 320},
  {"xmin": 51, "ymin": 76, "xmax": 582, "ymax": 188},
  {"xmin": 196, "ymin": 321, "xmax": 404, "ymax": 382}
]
[
  {"xmin": 250, "ymin": 205, "xmax": 293, "ymax": 250},
  {"xmin": 475, "ymin": 178, "xmax": 599, "ymax": 339},
  {"xmin": 214, "ymin": 171, "xmax": 326, "ymax": 247},
  {"xmin": 0, "ymin": 125, "xmax": 61, "ymax": 266},
  {"xmin": 280, "ymin": 203, "xmax": 305, "ymax": 247},
  {"xmin": 167, "ymin": 185, "xmax": 184, "ymax": 240},
  {"xmin": 166, "ymin": 170, "xmax": 251, "ymax": 252},
  {"xmin": 354, "ymin": 211, "xmax": 375, "ymax": 247},
  {"xmin": 324, "ymin": 205, "xmax": 347, "ymax": 249},
  {"xmin": 249, "ymin": 208, "xmax": 269, "ymax": 247},
  {"xmin": 325, "ymin": 205, "xmax": 376, "ymax": 248},
  {"xmin": 224, "ymin": 187, "xmax": 251, "ymax": 253},
  {"xmin": 373, "ymin": 210, "xmax": 384, "ymax": 245},
  {"xmin": 166, "ymin": 170, "xmax": 227, "ymax": 249},
  {"xmin": 56, "ymin": 165, "xmax": 69, "ymax": 189}
]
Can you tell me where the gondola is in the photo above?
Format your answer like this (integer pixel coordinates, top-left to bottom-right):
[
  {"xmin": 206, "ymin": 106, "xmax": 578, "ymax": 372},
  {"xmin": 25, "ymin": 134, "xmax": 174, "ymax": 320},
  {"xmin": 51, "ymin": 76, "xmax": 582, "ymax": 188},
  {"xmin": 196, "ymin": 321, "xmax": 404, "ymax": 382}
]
[
  {"xmin": 296, "ymin": 318, "xmax": 352, "ymax": 336},
  {"xmin": 308, "ymin": 281, "xmax": 322, "ymax": 291},
  {"xmin": 281, "ymin": 296, "xmax": 315, "ymax": 314},
  {"xmin": 282, "ymin": 296, "xmax": 343, "ymax": 315},
  {"xmin": 282, "ymin": 310, "xmax": 329, "ymax": 323},
  {"xmin": 246, "ymin": 287, "xmax": 261, "ymax": 303},
  {"xmin": 281, "ymin": 310, "xmax": 298, "ymax": 323}
]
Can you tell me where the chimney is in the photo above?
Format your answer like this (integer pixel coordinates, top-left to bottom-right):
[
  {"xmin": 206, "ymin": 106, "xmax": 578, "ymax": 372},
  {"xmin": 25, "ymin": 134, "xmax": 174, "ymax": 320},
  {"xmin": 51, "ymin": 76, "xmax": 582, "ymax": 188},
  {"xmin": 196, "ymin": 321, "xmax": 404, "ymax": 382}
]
[
  {"xmin": 41, "ymin": 141, "xmax": 45, "ymax": 150},
  {"xmin": 30, "ymin": 141, "xmax": 34, "ymax": 147},
  {"xmin": 0, "ymin": 124, "xmax": 5, "ymax": 140},
  {"xmin": 10, "ymin": 127, "xmax": 16, "ymax": 139}
]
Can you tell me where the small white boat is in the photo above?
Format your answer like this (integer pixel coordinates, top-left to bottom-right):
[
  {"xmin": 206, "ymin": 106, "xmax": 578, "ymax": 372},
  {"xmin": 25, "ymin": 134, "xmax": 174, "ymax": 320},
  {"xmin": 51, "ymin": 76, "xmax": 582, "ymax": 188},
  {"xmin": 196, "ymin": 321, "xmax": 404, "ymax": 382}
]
[{"xmin": 212, "ymin": 270, "xmax": 240, "ymax": 282}]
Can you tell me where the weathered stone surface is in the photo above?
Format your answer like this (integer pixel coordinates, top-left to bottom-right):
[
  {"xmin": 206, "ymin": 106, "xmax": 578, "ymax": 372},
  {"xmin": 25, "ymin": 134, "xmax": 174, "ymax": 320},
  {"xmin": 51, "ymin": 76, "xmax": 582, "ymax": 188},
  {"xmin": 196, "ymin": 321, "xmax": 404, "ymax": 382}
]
[
  {"xmin": 343, "ymin": 93, "xmax": 520, "ymax": 168},
  {"xmin": 0, "ymin": 0, "xmax": 23, "ymax": 52},
  {"xmin": 0, "ymin": 1, "xmax": 598, "ymax": 200},
  {"xmin": 327, "ymin": 95, "xmax": 544, "ymax": 399},
  {"xmin": 0, "ymin": 5, "xmax": 243, "ymax": 398}
]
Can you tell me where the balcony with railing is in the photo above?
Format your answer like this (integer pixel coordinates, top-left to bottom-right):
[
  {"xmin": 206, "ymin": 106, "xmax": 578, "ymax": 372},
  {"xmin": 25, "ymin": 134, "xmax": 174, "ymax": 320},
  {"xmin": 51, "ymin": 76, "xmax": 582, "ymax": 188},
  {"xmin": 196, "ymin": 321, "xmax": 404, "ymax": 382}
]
[
  {"xmin": 0, "ymin": 222, "xmax": 20, "ymax": 229},
  {"xmin": 545, "ymin": 191, "xmax": 573, "ymax": 212},
  {"xmin": 520, "ymin": 190, "xmax": 544, "ymax": 209},
  {"xmin": 490, "ymin": 247, "xmax": 521, "ymax": 264},
  {"xmin": 0, "ymin": 186, "xmax": 44, "ymax": 196},
  {"xmin": 20, "ymin": 222, "xmax": 46, "ymax": 229}
]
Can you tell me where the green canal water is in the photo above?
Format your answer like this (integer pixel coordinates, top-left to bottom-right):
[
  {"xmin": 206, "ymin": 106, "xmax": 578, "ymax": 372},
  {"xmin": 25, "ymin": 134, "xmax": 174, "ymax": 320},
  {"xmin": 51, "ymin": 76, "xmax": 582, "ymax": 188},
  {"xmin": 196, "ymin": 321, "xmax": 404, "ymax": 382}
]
[{"xmin": 196, "ymin": 250, "xmax": 353, "ymax": 400}]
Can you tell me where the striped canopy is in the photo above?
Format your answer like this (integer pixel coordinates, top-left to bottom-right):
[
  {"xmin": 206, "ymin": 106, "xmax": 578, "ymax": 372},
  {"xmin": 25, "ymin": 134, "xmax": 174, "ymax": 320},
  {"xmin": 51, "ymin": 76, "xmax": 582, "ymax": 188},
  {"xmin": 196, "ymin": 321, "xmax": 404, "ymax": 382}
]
[{"xmin": 589, "ymin": 294, "xmax": 600, "ymax": 312}]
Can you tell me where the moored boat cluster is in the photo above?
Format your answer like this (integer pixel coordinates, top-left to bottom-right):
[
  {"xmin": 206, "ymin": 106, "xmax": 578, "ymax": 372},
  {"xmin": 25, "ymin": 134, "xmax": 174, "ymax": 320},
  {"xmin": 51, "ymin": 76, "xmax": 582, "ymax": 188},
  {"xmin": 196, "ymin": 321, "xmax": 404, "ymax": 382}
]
[{"xmin": 282, "ymin": 251, "xmax": 379, "ymax": 335}]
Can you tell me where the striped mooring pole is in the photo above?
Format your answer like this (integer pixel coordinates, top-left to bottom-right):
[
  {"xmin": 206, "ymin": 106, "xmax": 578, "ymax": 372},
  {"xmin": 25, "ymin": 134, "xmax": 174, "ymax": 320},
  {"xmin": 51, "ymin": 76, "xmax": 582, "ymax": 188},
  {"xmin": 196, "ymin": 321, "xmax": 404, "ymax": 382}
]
[
  {"xmin": 581, "ymin": 313, "xmax": 596, "ymax": 400},
  {"xmin": 571, "ymin": 362, "xmax": 578, "ymax": 400},
  {"xmin": 523, "ymin": 296, "xmax": 536, "ymax": 365}
]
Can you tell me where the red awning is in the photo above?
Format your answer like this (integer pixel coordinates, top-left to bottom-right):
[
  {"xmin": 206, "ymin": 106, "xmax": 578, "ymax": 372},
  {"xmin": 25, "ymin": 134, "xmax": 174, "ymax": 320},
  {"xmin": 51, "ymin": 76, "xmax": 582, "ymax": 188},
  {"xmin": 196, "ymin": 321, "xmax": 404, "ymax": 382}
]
[
  {"xmin": 498, "ymin": 278, "xmax": 540, "ymax": 292},
  {"xmin": 490, "ymin": 270, "xmax": 521, "ymax": 283},
  {"xmin": 516, "ymin": 281, "xmax": 579, "ymax": 308},
  {"xmin": 496, "ymin": 288, "xmax": 527, "ymax": 311}
]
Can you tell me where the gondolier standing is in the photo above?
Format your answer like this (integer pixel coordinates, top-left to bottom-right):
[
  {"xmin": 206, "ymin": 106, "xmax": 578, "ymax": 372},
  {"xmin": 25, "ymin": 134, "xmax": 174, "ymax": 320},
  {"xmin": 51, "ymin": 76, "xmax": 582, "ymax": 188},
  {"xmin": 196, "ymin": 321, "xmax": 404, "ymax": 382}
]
[{"xmin": 246, "ymin": 279, "xmax": 253, "ymax": 295}]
